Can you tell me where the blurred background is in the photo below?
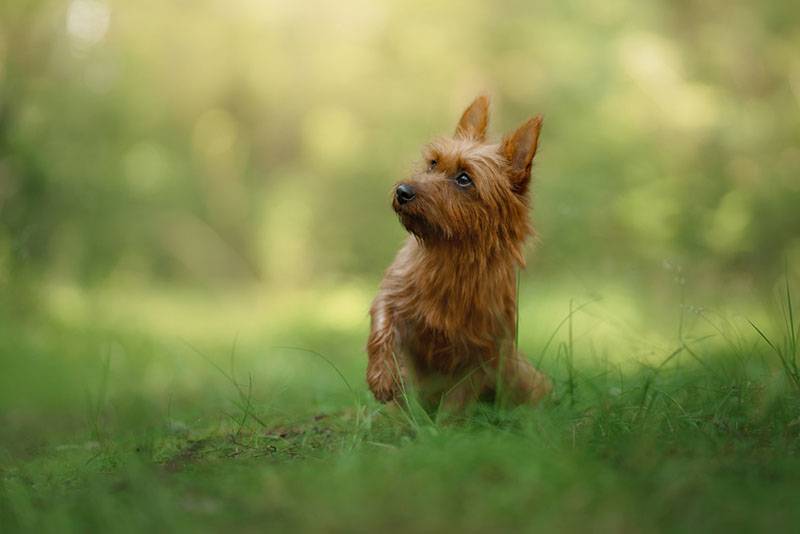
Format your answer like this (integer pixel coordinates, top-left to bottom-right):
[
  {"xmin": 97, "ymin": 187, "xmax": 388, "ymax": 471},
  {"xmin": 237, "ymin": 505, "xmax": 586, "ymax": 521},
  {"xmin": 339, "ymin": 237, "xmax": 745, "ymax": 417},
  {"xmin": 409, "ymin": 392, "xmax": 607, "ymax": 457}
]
[{"xmin": 1, "ymin": 0, "xmax": 799, "ymax": 442}]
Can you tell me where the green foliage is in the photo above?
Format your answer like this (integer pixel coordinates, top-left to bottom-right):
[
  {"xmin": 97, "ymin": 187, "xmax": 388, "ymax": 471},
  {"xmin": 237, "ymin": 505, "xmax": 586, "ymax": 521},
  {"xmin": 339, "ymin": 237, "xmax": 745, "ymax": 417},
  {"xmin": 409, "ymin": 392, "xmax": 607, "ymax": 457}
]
[{"xmin": 1, "ymin": 0, "xmax": 799, "ymax": 290}]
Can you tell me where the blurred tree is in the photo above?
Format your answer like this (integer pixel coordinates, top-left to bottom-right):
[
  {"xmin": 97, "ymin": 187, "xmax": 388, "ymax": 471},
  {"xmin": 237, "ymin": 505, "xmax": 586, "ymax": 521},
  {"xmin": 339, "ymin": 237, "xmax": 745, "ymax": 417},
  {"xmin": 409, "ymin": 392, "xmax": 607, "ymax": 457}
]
[{"xmin": 0, "ymin": 0, "xmax": 797, "ymax": 295}]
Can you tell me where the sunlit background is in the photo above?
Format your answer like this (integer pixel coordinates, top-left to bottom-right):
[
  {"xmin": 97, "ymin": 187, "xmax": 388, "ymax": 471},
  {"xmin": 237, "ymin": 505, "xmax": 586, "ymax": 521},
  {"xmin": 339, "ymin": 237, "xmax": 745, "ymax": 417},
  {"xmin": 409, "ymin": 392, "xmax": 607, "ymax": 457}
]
[{"xmin": 1, "ymin": 0, "xmax": 799, "ymax": 442}]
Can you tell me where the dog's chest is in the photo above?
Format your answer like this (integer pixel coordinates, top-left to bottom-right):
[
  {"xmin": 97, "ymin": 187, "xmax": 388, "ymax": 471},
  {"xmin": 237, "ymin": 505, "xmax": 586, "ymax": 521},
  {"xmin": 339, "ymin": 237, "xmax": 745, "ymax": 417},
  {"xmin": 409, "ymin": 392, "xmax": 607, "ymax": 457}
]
[
  {"xmin": 396, "ymin": 281, "xmax": 515, "ymax": 371},
  {"xmin": 402, "ymin": 260, "xmax": 515, "ymax": 332},
  {"xmin": 399, "ymin": 318, "xmax": 482, "ymax": 372}
]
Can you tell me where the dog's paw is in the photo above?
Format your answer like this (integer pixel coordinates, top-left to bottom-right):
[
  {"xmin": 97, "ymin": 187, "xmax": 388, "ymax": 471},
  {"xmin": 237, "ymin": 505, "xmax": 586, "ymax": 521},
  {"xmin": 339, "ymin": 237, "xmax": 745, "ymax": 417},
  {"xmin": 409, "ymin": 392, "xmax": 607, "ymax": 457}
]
[{"xmin": 366, "ymin": 358, "xmax": 405, "ymax": 403}]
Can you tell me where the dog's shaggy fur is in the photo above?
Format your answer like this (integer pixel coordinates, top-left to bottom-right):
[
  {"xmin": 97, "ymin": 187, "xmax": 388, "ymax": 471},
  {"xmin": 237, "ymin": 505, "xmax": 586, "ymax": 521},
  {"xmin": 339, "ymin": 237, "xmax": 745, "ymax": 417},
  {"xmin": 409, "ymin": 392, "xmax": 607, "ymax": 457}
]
[{"xmin": 366, "ymin": 95, "xmax": 552, "ymax": 411}]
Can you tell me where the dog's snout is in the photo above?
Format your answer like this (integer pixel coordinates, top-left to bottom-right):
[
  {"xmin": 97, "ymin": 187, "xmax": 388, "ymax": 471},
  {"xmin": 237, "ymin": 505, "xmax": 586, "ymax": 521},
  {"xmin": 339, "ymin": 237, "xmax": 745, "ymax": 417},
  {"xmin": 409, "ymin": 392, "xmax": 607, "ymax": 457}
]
[{"xmin": 395, "ymin": 183, "xmax": 416, "ymax": 205}]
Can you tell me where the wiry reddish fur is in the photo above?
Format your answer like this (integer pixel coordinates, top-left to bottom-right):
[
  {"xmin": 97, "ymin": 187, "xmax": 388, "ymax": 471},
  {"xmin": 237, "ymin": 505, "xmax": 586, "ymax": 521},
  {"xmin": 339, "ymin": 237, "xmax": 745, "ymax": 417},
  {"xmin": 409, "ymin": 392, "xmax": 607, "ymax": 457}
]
[{"xmin": 366, "ymin": 95, "xmax": 552, "ymax": 411}]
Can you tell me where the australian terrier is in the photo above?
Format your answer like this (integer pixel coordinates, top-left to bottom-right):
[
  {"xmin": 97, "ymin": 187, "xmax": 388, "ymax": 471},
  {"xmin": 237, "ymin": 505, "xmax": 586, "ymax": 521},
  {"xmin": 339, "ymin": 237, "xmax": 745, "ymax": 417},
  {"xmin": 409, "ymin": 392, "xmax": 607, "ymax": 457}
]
[{"xmin": 366, "ymin": 95, "xmax": 552, "ymax": 412}]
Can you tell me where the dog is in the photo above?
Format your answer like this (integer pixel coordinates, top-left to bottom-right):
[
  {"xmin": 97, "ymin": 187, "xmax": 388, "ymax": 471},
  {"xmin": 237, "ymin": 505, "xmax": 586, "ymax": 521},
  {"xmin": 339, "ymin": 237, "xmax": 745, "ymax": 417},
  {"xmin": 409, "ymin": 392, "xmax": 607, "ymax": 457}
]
[{"xmin": 366, "ymin": 95, "xmax": 552, "ymax": 412}]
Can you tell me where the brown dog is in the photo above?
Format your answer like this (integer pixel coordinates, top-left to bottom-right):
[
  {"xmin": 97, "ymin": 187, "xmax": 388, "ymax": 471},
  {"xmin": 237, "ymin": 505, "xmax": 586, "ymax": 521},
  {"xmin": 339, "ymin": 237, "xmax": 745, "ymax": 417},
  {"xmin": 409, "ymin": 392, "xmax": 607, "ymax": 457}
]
[{"xmin": 366, "ymin": 95, "xmax": 552, "ymax": 412}]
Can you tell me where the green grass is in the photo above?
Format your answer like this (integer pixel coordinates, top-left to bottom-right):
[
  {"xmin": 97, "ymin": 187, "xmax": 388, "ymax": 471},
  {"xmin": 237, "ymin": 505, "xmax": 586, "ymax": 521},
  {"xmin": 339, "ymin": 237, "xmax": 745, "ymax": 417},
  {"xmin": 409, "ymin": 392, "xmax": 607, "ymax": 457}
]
[{"xmin": 1, "ymin": 281, "xmax": 799, "ymax": 533}]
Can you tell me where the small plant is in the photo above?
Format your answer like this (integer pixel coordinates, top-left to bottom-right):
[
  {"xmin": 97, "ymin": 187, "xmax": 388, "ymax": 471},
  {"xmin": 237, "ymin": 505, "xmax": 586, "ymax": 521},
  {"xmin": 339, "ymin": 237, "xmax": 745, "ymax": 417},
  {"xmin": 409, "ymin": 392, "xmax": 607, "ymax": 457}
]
[
  {"xmin": 84, "ymin": 349, "xmax": 111, "ymax": 441},
  {"xmin": 186, "ymin": 339, "xmax": 269, "ymax": 435},
  {"xmin": 750, "ymin": 277, "xmax": 800, "ymax": 392}
]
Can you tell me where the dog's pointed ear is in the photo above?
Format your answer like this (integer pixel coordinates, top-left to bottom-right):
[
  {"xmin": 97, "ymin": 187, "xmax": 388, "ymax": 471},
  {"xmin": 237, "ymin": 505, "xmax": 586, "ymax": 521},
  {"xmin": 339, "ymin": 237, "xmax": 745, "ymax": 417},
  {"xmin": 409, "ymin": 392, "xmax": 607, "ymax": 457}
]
[
  {"xmin": 454, "ymin": 95, "xmax": 490, "ymax": 141},
  {"xmin": 501, "ymin": 115, "xmax": 543, "ymax": 195}
]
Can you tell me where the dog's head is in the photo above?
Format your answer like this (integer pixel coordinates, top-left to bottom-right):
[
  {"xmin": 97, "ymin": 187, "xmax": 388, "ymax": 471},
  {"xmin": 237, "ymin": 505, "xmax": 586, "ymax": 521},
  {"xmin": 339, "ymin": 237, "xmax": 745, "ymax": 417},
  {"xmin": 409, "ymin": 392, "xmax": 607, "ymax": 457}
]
[{"xmin": 393, "ymin": 95, "xmax": 542, "ymax": 249}]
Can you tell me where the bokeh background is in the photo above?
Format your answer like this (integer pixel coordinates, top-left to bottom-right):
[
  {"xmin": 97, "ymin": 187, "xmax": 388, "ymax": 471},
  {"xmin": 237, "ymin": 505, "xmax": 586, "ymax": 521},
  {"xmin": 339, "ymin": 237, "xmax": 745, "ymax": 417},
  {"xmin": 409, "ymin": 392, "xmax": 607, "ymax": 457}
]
[{"xmin": 1, "ymin": 0, "xmax": 799, "ymax": 443}]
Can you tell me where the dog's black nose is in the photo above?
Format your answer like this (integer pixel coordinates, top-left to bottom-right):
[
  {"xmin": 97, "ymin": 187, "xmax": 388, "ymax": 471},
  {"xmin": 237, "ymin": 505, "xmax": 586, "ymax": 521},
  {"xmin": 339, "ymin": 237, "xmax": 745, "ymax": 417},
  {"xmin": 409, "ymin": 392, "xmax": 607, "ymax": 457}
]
[{"xmin": 395, "ymin": 183, "xmax": 416, "ymax": 205}]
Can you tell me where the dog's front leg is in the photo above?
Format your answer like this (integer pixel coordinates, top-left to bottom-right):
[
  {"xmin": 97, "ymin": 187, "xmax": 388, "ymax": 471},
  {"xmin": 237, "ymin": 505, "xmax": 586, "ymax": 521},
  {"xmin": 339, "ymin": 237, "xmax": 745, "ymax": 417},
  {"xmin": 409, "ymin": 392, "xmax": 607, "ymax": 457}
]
[{"xmin": 366, "ymin": 294, "xmax": 406, "ymax": 403}]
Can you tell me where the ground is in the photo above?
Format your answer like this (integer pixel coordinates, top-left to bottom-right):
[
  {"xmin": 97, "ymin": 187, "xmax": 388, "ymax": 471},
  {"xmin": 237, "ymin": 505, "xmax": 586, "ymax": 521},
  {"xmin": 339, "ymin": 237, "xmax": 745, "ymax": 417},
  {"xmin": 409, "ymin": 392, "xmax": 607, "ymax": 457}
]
[{"xmin": 1, "ymin": 280, "xmax": 799, "ymax": 532}]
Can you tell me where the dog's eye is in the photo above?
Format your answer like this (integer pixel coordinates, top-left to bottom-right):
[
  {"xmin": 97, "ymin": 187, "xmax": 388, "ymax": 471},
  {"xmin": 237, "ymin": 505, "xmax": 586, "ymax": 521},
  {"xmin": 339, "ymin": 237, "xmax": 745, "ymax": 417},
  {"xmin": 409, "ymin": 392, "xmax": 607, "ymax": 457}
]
[
  {"xmin": 455, "ymin": 172, "xmax": 472, "ymax": 187},
  {"xmin": 428, "ymin": 159, "xmax": 437, "ymax": 170}
]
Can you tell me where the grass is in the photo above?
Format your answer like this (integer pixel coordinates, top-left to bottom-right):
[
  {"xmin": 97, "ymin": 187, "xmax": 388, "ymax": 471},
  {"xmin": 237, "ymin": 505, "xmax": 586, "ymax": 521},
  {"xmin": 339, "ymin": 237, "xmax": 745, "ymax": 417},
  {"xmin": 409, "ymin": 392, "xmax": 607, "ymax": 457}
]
[{"xmin": 1, "ymin": 279, "xmax": 799, "ymax": 533}]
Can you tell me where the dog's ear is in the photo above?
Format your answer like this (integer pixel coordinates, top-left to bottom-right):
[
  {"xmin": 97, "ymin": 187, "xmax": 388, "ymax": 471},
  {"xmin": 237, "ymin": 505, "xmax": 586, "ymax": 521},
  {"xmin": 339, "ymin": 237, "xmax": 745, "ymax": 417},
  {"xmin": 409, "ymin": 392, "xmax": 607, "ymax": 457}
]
[
  {"xmin": 501, "ymin": 115, "xmax": 542, "ymax": 195},
  {"xmin": 454, "ymin": 95, "xmax": 490, "ymax": 141}
]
